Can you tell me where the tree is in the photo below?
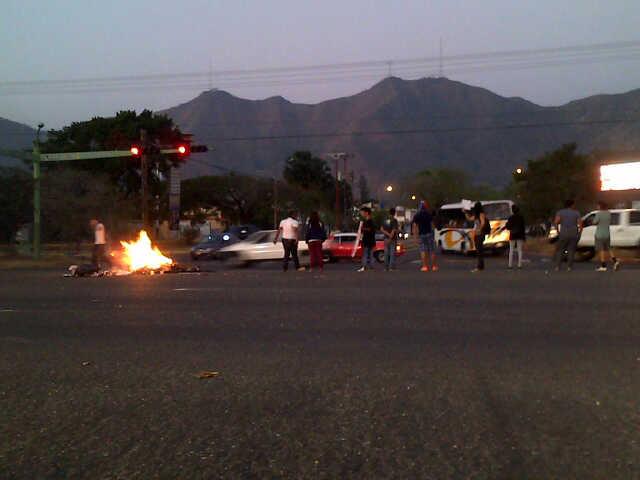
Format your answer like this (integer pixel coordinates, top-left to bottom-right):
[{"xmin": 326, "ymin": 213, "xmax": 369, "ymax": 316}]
[
  {"xmin": 283, "ymin": 151, "xmax": 333, "ymax": 191},
  {"xmin": 41, "ymin": 110, "xmax": 183, "ymax": 197},
  {"xmin": 0, "ymin": 167, "xmax": 32, "ymax": 243},
  {"xmin": 283, "ymin": 151, "xmax": 336, "ymax": 218},
  {"xmin": 511, "ymin": 143, "xmax": 598, "ymax": 222},
  {"xmin": 40, "ymin": 167, "xmax": 136, "ymax": 242},
  {"xmin": 402, "ymin": 168, "xmax": 496, "ymax": 208},
  {"xmin": 182, "ymin": 174, "xmax": 287, "ymax": 228}
]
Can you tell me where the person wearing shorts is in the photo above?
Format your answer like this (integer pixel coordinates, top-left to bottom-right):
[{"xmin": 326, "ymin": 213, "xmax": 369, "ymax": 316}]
[
  {"xmin": 593, "ymin": 201, "xmax": 620, "ymax": 272},
  {"xmin": 412, "ymin": 201, "xmax": 438, "ymax": 272}
]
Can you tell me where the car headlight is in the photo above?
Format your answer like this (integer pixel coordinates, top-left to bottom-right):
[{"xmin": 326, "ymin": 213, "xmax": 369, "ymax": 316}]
[{"xmin": 222, "ymin": 234, "xmax": 230, "ymax": 241}]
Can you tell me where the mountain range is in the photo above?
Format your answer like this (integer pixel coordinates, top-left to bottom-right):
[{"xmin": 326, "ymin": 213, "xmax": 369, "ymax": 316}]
[
  {"xmin": 163, "ymin": 77, "xmax": 640, "ymax": 188},
  {"xmin": 3, "ymin": 77, "xmax": 640, "ymax": 186}
]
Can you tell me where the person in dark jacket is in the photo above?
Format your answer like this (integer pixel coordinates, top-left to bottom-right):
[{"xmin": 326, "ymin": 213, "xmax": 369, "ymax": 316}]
[
  {"xmin": 305, "ymin": 211, "xmax": 327, "ymax": 272},
  {"xmin": 506, "ymin": 204, "xmax": 526, "ymax": 269},
  {"xmin": 464, "ymin": 201, "xmax": 488, "ymax": 272}
]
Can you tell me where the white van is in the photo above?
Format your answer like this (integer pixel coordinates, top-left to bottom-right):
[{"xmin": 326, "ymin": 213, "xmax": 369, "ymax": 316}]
[
  {"xmin": 436, "ymin": 200, "xmax": 513, "ymax": 253},
  {"xmin": 549, "ymin": 209, "xmax": 640, "ymax": 260}
]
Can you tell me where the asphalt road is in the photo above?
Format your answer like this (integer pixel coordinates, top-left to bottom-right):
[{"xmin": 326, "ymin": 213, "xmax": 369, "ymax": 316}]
[{"xmin": 1, "ymin": 254, "xmax": 639, "ymax": 478}]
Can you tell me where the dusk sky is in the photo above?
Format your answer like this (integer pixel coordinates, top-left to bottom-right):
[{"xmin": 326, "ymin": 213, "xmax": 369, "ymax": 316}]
[{"xmin": 2, "ymin": 0, "xmax": 640, "ymax": 129}]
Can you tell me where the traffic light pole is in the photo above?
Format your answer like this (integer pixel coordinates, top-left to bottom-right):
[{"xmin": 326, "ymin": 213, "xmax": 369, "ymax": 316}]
[{"xmin": 22, "ymin": 137, "xmax": 206, "ymax": 258}]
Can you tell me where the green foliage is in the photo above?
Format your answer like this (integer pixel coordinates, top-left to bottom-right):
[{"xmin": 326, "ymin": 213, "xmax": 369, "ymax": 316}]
[
  {"xmin": 402, "ymin": 168, "xmax": 500, "ymax": 208},
  {"xmin": 40, "ymin": 167, "xmax": 136, "ymax": 242},
  {"xmin": 41, "ymin": 110, "xmax": 183, "ymax": 196},
  {"xmin": 181, "ymin": 174, "xmax": 282, "ymax": 228},
  {"xmin": 0, "ymin": 167, "xmax": 32, "ymax": 243},
  {"xmin": 511, "ymin": 143, "xmax": 598, "ymax": 222},
  {"xmin": 283, "ymin": 151, "xmax": 333, "ymax": 191},
  {"xmin": 282, "ymin": 151, "xmax": 340, "ymax": 219}
]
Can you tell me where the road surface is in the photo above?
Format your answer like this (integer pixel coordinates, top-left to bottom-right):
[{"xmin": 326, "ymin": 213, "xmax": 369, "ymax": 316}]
[{"xmin": 1, "ymin": 255, "xmax": 638, "ymax": 478}]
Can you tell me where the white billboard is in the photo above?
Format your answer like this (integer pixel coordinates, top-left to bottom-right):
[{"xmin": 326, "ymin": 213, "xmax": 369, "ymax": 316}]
[{"xmin": 600, "ymin": 162, "xmax": 640, "ymax": 191}]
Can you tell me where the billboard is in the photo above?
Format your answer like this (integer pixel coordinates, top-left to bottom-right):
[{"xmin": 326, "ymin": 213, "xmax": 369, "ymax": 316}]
[{"xmin": 600, "ymin": 162, "xmax": 640, "ymax": 191}]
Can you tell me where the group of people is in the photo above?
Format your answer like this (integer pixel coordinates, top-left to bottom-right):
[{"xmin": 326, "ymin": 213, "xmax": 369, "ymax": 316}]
[
  {"xmin": 275, "ymin": 196, "xmax": 622, "ymax": 274},
  {"xmin": 552, "ymin": 199, "xmax": 619, "ymax": 272},
  {"xmin": 90, "ymin": 197, "xmax": 621, "ymax": 274}
]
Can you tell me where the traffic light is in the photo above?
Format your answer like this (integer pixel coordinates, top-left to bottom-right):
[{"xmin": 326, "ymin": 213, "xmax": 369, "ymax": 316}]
[
  {"xmin": 177, "ymin": 144, "xmax": 189, "ymax": 156},
  {"xmin": 190, "ymin": 145, "xmax": 208, "ymax": 153},
  {"xmin": 130, "ymin": 145, "xmax": 141, "ymax": 157}
]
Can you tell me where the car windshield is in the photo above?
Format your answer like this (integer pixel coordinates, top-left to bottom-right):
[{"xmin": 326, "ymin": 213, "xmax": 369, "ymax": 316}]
[{"xmin": 438, "ymin": 208, "xmax": 470, "ymax": 228}]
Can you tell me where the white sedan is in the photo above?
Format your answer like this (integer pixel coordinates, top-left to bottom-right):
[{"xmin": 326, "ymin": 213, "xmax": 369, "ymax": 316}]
[{"xmin": 218, "ymin": 230, "xmax": 309, "ymax": 267}]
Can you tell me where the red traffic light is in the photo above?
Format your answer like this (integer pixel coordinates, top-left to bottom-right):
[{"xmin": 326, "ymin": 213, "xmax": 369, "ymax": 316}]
[
  {"xmin": 130, "ymin": 145, "xmax": 141, "ymax": 156},
  {"xmin": 177, "ymin": 145, "xmax": 187, "ymax": 155}
]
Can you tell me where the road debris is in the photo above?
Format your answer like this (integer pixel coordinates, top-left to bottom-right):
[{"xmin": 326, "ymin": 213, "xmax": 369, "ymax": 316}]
[{"xmin": 194, "ymin": 371, "xmax": 220, "ymax": 379}]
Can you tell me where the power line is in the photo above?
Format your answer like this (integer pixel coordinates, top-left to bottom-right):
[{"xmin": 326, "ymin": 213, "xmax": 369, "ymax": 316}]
[
  {"xmin": 2, "ymin": 40, "xmax": 640, "ymax": 96},
  {"xmin": 192, "ymin": 118, "xmax": 640, "ymax": 143}
]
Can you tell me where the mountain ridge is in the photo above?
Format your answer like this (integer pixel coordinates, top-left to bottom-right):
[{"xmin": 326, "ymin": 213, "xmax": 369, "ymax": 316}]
[{"xmin": 161, "ymin": 76, "xmax": 640, "ymax": 187}]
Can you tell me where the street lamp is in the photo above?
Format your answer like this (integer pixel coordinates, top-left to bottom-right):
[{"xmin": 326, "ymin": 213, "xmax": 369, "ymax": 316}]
[
  {"xmin": 514, "ymin": 167, "xmax": 524, "ymax": 175},
  {"xmin": 386, "ymin": 185, "xmax": 393, "ymax": 192},
  {"xmin": 410, "ymin": 194, "xmax": 416, "ymax": 201}
]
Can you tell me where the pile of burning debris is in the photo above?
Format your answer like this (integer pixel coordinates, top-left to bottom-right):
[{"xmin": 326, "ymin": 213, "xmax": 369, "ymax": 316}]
[{"xmin": 65, "ymin": 230, "xmax": 200, "ymax": 277}]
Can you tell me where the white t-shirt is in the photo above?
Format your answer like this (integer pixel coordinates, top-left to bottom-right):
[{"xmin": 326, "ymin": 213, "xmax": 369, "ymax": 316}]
[
  {"xmin": 279, "ymin": 217, "xmax": 299, "ymax": 240},
  {"xmin": 94, "ymin": 223, "xmax": 106, "ymax": 245}
]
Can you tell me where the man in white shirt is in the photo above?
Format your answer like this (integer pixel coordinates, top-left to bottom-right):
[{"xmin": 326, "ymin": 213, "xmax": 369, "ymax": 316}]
[
  {"xmin": 273, "ymin": 210, "xmax": 304, "ymax": 271},
  {"xmin": 89, "ymin": 218, "xmax": 109, "ymax": 268}
]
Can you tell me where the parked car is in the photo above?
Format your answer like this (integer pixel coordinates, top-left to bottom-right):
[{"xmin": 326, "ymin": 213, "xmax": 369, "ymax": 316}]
[
  {"xmin": 218, "ymin": 230, "xmax": 309, "ymax": 267},
  {"xmin": 548, "ymin": 208, "xmax": 640, "ymax": 261},
  {"xmin": 226, "ymin": 224, "xmax": 259, "ymax": 240},
  {"xmin": 322, "ymin": 232, "xmax": 406, "ymax": 263},
  {"xmin": 190, "ymin": 232, "xmax": 240, "ymax": 260}
]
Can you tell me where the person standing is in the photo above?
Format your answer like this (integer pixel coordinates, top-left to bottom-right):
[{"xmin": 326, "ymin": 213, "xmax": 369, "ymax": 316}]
[
  {"xmin": 465, "ymin": 202, "xmax": 489, "ymax": 273},
  {"xmin": 89, "ymin": 218, "xmax": 109, "ymax": 269},
  {"xmin": 592, "ymin": 201, "xmax": 620, "ymax": 272},
  {"xmin": 357, "ymin": 207, "xmax": 376, "ymax": 272},
  {"xmin": 506, "ymin": 204, "xmax": 526, "ymax": 269},
  {"xmin": 553, "ymin": 199, "xmax": 582, "ymax": 272},
  {"xmin": 305, "ymin": 211, "xmax": 327, "ymax": 273},
  {"xmin": 381, "ymin": 207, "xmax": 399, "ymax": 271},
  {"xmin": 273, "ymin": 210, "xmax": 305, "ymax": 272},
  {"xmin": 412, "ymin": 201, "xmax": 438, "ymax": 272}
]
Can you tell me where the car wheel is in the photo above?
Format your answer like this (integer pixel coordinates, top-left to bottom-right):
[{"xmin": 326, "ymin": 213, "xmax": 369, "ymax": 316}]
[{"xmin": 374, "ymin": 250, "xmax": 384, "ymax": 263}]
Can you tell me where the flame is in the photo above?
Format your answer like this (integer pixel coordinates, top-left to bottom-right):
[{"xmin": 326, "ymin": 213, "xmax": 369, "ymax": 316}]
[{"xmin": 119, "ymin": 230, "xmax": 173, "ymax": 272}]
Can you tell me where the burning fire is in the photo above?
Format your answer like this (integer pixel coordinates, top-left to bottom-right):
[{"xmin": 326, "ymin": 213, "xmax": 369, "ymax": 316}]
[{"xmin": 119, "ymin": 230, "xmax": 173, "ymax": 272}]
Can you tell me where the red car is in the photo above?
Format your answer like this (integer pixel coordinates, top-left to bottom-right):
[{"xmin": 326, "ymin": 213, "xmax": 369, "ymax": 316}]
[{"xmin": 322, "ymin": 233, "xmax": 406, "ymax": 263}]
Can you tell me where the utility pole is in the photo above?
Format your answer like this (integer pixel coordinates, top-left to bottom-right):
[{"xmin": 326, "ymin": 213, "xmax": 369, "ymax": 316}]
[
  {"xmin": 327, "ymin": 152, "xmax": 352, "ymax": 231},
  {"xmin": 32, "ymin": 123, "xmax": 44, "ymax": 259},
  {"xmin": 140, "ymin": 129, "xmax": 149, "ymax": 231}
]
